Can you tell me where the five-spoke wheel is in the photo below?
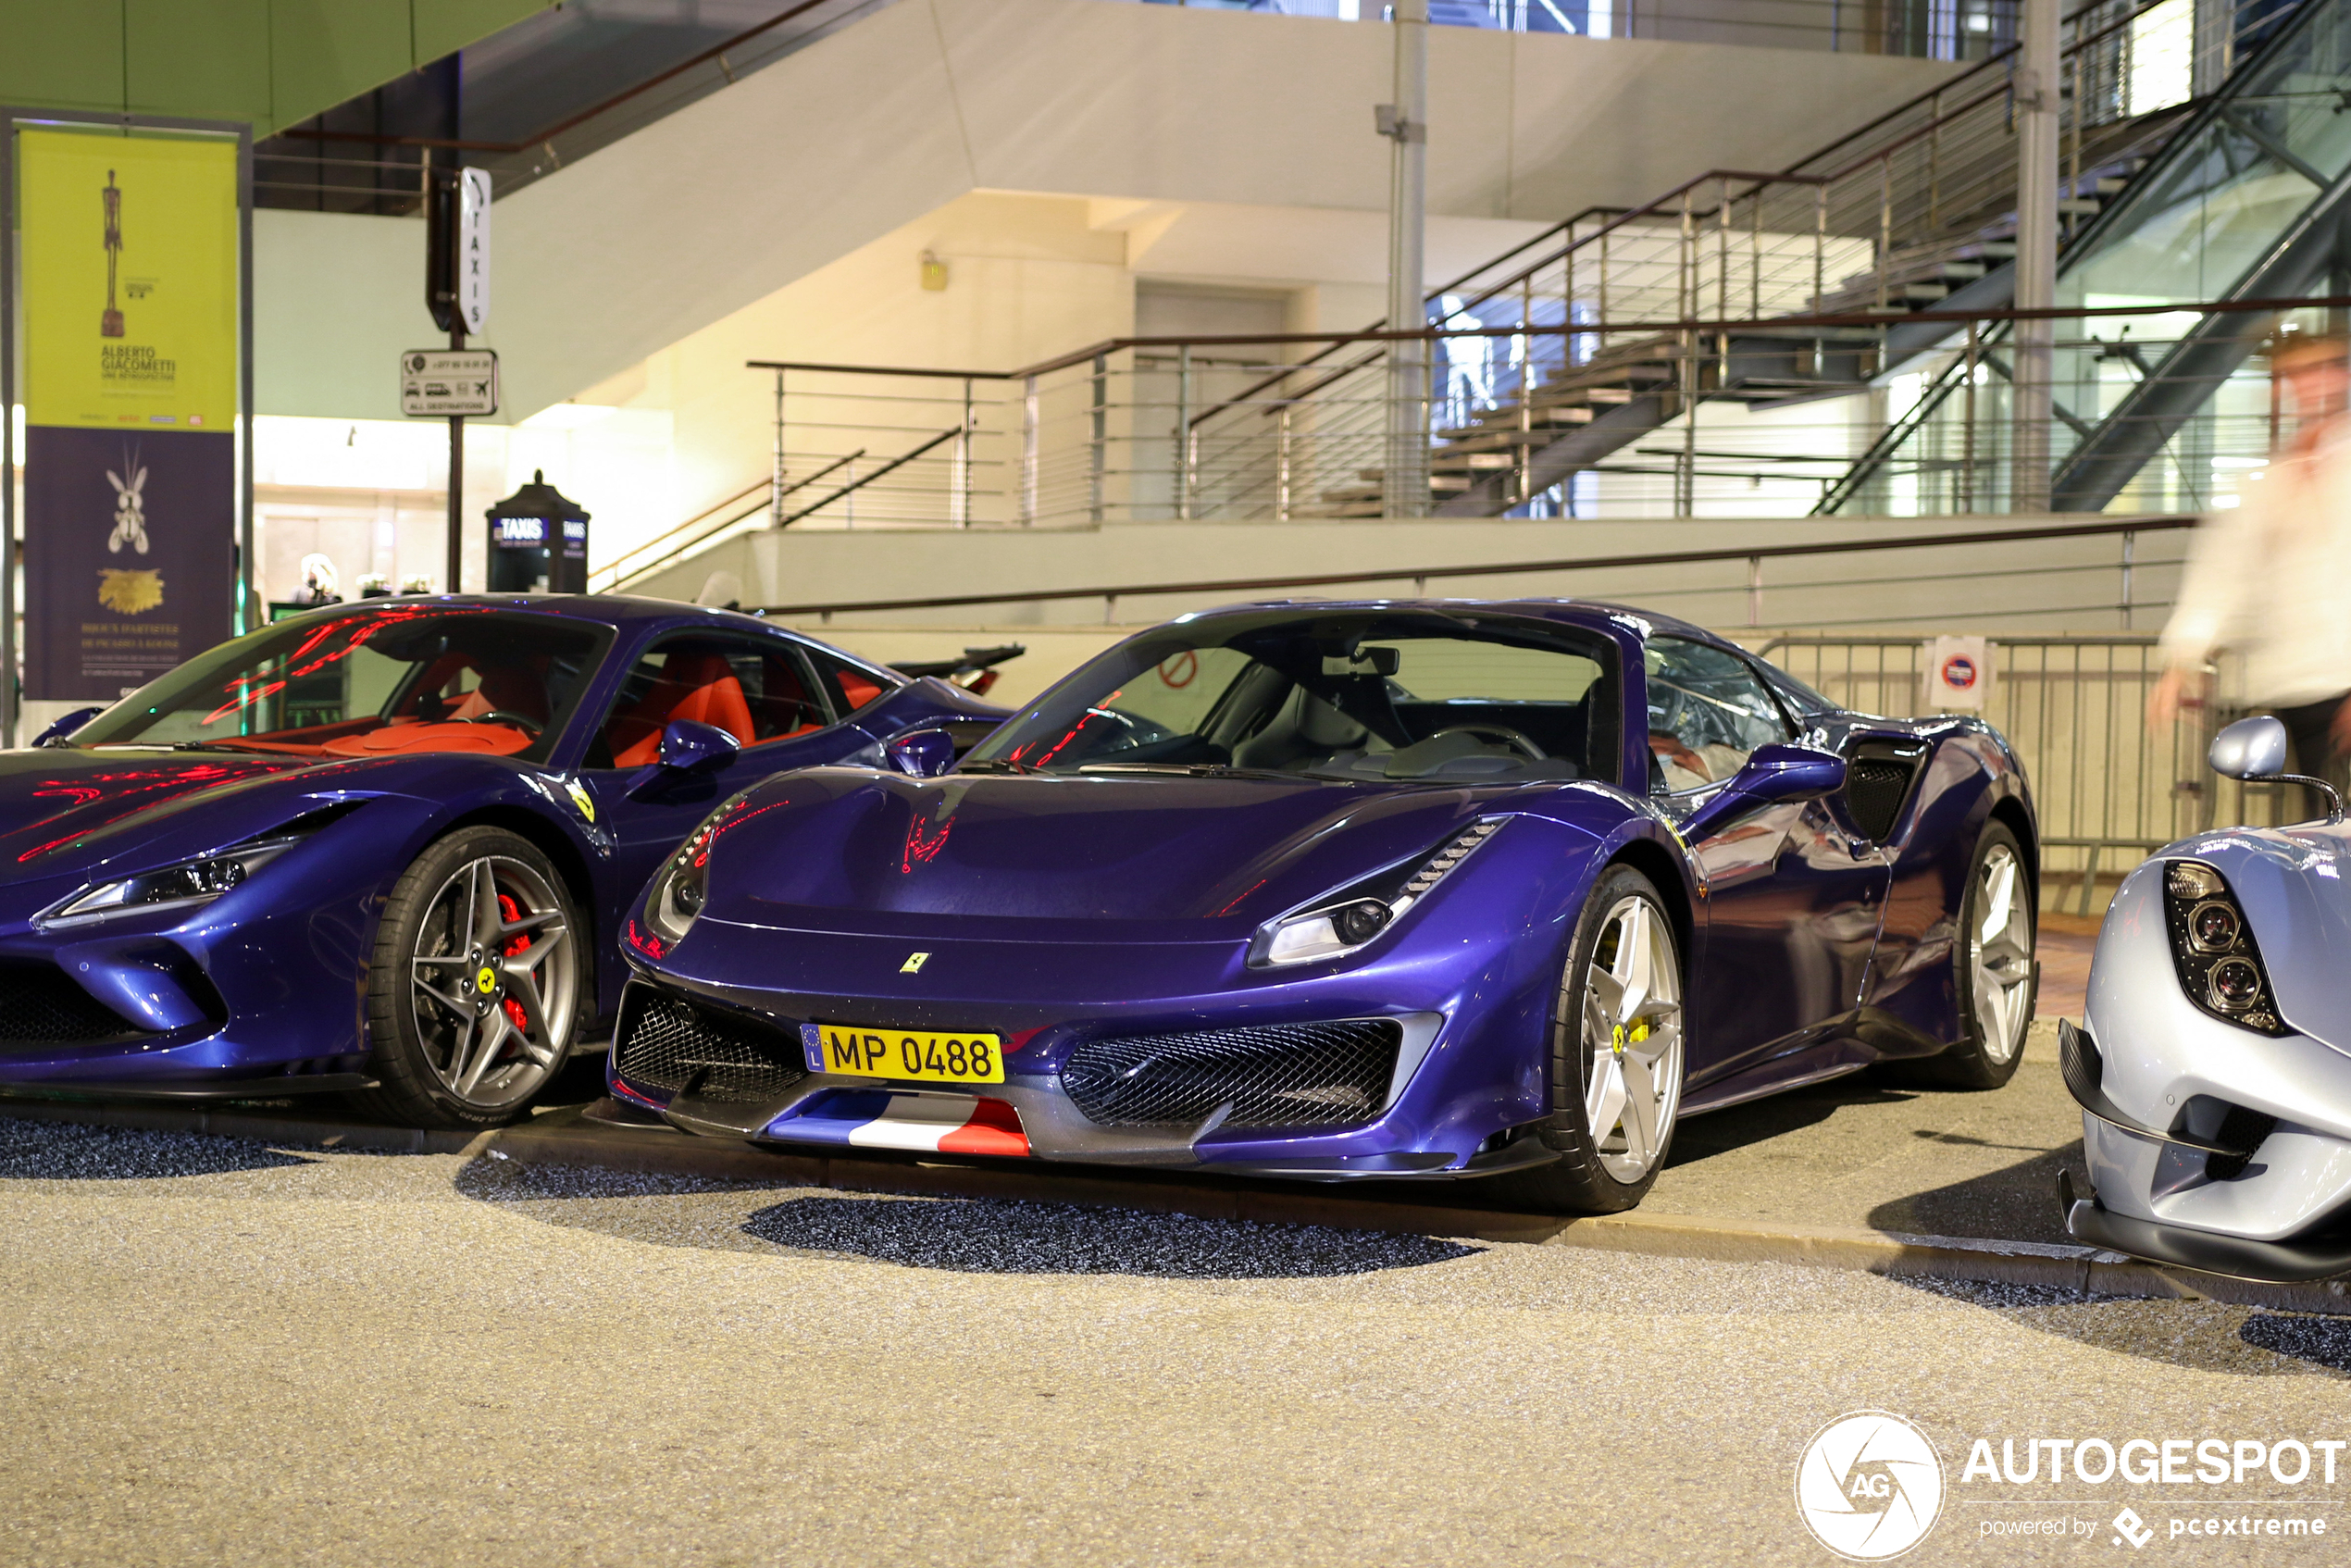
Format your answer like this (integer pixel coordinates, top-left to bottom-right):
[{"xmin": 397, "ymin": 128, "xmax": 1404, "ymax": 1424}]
[
  {"xmin": 1908, "ymin": 821, "xmax": 2035, "ymax": 1089},
  {"xmin": 1503, "ymin": 864, "xmax": 1686, "ymax": 1213},
  {"xmin": 354, "ymin": 826, "xmax": 581, "ymax": 1128}
]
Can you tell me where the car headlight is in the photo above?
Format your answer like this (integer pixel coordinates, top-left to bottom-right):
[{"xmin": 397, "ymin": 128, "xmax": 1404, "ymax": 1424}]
[
  {"xmin": 39, "ymin": 837, "xmax": 305, "ymax": 927},
  {"xmin": 643, "ymin": 815, "xmax": 722, "ymax": 947},
  {"xmin": 1249, "ymin": 818, "xmax": 1504, "ymax": 968},
  {"xmin": 2162, "ymin": 859, "xmax": 2289, "ymax": 1036}
]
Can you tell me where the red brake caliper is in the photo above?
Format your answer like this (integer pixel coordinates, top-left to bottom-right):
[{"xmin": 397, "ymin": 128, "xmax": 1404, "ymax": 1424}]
[{"xmin": 496, "ymin": 892, "xmax": 530, "ymax": 1032}]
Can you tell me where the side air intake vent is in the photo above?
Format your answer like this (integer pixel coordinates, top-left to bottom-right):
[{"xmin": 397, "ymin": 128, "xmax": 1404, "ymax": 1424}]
[
  {"xmin": 614, "ymin": 987, "xmax": 806, "ymax": 1104},
  {"xmin": 1844, "ymin": 740, "xmax": 1926, "ymax": 841},
  {"xmin": 1063, "ymin": 1020, "xmax": 1402, "ymax": 1129}
]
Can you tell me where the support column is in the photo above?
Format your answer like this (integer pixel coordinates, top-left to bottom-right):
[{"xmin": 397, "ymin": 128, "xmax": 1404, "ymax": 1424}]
[
  {"xmin": 2012, "ymin": 0, "xmax": 2059, "ymax": 512},
  {"xmin": 1380, "ymin": 0, "xmax": 1429, "ymax": 520}
]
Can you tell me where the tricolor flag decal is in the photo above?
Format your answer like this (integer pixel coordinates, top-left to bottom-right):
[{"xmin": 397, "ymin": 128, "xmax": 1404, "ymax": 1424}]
[{"xmin": 765, "ymin": 1090, "xmax": 1030, "ymax": 1157}]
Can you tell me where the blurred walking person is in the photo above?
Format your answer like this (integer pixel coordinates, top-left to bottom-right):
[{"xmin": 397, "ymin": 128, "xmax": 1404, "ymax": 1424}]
[{"xmin": 2150, "ymin": 330, "xmax": 2351, "ymax": 810}]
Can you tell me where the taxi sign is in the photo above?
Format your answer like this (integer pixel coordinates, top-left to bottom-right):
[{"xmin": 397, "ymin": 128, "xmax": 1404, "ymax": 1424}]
[{"xmin": 400, "ymin": 349, "xmax": 499, "ymax": 417}]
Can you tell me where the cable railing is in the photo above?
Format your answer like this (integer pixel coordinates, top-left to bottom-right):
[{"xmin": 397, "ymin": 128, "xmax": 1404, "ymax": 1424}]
[{"xmin": 628, "ymin": 293, "xmax": 2330, "ymax": 580}]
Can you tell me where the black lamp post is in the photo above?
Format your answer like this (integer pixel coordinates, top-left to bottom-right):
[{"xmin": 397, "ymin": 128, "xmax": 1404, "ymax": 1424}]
[{"xmin": 483, "ymin": 469, "xmax": 591, "ymax": 594}]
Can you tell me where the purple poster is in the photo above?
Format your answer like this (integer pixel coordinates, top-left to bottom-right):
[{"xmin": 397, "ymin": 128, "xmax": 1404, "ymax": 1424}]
[{"xmin": 23, "ymin": 425, "xmax": 236, "ymax": 703}]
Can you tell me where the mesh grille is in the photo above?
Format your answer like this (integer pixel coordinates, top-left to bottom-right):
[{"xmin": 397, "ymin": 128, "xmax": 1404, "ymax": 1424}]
[
  {"xmin": 0, "ymin": 962, "xmax": 146, "ymax": 1047},
  {"xmin": 1062, "ymin": 1020, "xmax": 1402, "ymax": 1129},
  {"xmin": 614, "ymin": 989, "xmax": 806, "ymax": 1104},
  {"xmin": 1845, "ymin": 757, "xmax": 1917, "ymax": 841}
]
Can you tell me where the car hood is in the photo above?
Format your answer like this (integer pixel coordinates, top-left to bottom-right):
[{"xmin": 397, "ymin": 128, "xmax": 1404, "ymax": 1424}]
[
  {"xmin": 2165, "ymin": 824, "xmax": 2351, "ymax": 1052},
  {"xmin": 0, "ymin": 746, "xmax": 361, "ymax": 879},
  {"xmin": 703, "ymin": 769, "xmax": 1532, "ymax": 932}
]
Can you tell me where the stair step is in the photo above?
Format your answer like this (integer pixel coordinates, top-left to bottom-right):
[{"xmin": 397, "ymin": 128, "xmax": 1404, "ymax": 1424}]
[
  {"xmin": 2057, "ymin": 197, "xmax": 2102, "ymax": 214},
  {"xmin": 1430, "ymin": 453, "xmax": 1517, "ymax": 473},
  {"xmin": 1336, "ymin": 474, "xmax": 1474, "ymax": 494}
]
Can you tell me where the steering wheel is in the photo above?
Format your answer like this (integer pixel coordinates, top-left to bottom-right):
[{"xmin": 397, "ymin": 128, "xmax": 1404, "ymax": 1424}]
[
  {"xmin": 461, "ymin": 710, "xmax": 544, "ymax": 737},
  {"xmin": 1423, "ymin": 723, "xmax": 1545, "ymax": 761}
]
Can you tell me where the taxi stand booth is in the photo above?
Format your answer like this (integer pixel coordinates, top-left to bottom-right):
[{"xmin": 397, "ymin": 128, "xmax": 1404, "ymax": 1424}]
[{"xmin": 486, "ymin": 470, "xmax": 591, "ymax": 594}]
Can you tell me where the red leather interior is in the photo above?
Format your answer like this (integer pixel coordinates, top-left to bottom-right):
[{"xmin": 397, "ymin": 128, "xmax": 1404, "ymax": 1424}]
[
  {"xmin": 607, "ymin": 653, "xmax": 759, "ymax": 767},
  {"xmin": 836, "ymin": 668, "xmax": 883, "ymax": 710}
]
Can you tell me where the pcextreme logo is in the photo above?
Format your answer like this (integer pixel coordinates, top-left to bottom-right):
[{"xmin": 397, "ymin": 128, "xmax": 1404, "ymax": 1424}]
[{"xmin": 1796, "ymin": 1410, "xmax": 1947, "ymax": 1561}]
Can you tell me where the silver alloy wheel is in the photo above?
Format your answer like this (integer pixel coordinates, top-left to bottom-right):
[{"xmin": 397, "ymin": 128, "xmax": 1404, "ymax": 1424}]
[
  {"xmin": 406, "ymin": 854, "xmax": 575, "ymax": 1107},
  {"xmin": 1580, "ymin": 894, "xmax": 1685, "ymax": 1183},
  {"xmin": 1970, "ymin": 841, "xmax": 2034, "ymax": 1064}
]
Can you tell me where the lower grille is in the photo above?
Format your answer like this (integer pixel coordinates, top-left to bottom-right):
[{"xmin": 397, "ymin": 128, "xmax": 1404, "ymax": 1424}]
[
  {"xmin": 1845, "ymin": 756, "xmax": 1918, "ymax": 841},
  {"xmin": 1063, "ymin": 1020, "xmax": 1402, "ymax": 1129},
  {"xmin": 0, "ymin": 962, "xmax": 148, "ymax": 1048},
  {"xmin": 614, "ymin": 989, "xmax": 806, "ymax": 1104}
]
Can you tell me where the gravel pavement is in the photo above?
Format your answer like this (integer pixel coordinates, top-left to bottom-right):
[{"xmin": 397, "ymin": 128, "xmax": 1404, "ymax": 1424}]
[{"xmin": 4, "ymin": 1114, "xmax": 2348, "ymax": 1568}]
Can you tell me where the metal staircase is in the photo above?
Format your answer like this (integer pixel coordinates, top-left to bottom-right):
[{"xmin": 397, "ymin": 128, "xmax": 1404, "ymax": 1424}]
[
  {"xmin": 1181, "ymin": 0, "xmax": 2295, "ymax": 522},
  {"xmin": 1824, "ymin": 0, "xmax": 2351, "ymax": 515}
]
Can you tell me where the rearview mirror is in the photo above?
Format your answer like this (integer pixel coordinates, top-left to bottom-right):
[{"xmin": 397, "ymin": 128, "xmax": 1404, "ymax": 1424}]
[
  {"xmin": 2209, "ymin": 715, "xmax": 2290, "ymax": 780},
  {"xmin": 658, "ymin": 719, "xmax": 740, "ymax": 773},
  {"xmin": 1729, "ymin": 742, "xmax": 1847, "ymax": 803},
  {"xmin": 885, "ymin": 727, "xmax": 956, "ymax": 779}
]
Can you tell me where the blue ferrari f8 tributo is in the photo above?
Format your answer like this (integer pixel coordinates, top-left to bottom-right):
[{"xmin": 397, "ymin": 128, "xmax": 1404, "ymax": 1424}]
[
  {"xmin": 0, "ymin": 595, "xmax": 1003, "ymax": 1126},
  {"xmin": 610, "ymin": 600, "xmax": 2040, "ymax": 1213}
]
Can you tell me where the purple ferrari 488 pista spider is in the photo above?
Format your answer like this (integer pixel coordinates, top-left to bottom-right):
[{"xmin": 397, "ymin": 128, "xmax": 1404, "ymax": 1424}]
[{"xmin": 611, "ymin": 599, "xmax": 2040, "ymax": 1213}]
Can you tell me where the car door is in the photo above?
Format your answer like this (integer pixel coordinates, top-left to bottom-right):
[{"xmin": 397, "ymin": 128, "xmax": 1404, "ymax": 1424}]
[
  {"xmin": 1643, "ymin": 635, "xmax": 1890, "ymax": 1087},
  {"xmin": 577, "ymin": 631, "xmax": 853, "ymax": 926}
]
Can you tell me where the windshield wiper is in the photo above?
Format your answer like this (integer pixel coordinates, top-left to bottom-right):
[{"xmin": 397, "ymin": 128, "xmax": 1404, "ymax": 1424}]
[{"xmin": 957, "ymin": 757, "xmax": 1047, "ymax": 775}]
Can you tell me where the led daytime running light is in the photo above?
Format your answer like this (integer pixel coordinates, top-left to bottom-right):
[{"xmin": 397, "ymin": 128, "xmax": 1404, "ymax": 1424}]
[{"xmin": 1252, "ymin": 818, "xmax": 1504, "ymax": 968}]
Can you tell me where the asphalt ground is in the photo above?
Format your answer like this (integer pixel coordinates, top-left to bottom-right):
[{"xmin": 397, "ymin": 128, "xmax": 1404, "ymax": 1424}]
[{"xmin": 5, "ymin": 1114, "xmax": 2350, "ymax": 1568}]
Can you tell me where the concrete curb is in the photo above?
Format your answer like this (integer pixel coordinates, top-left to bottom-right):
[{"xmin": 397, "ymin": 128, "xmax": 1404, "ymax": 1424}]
[{"xmin": 11, "ymin": 1094, "xmax": 2349, "ymax": 1313}]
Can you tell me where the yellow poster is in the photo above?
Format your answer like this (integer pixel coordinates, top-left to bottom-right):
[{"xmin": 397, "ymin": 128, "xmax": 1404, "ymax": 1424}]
[{"xmin": 19, "ymin": 129, "xmax": 239, "ymax": 430}]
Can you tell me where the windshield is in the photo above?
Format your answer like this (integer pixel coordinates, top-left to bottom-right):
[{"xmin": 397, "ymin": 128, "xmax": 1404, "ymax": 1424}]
[
  {"xmin": 68, "ymin": 605, "xmax": 611, "ymax": 764},
  {"xmin": 966, "ymin": 609, "xmax": 1619, "ymax": 784}
]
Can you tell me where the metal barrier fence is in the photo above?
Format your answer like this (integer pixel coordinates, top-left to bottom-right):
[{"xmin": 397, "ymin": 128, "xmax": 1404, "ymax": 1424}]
[{"xmin": 1760, "ymin": 633, "xmax": 2290, "ymax": 914}]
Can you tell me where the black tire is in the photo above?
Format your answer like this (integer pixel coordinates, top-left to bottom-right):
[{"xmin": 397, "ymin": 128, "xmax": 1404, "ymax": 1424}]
[
  {"xmin": 1490, "ymin": 865, "xmax": 1686, "ymax": 1214},
  {"xmin": 1893, "ymin": 820, "xmax": 2034, "ymax": 1090},
  {"xmin": 349, "ymin": 826, "xmax": 584, "ymax": 1129}
]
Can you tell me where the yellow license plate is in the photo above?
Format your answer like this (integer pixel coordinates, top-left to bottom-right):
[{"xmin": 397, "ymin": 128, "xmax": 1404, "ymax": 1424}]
[{"xmin": 800, "ymin": 1024, "xmax": 1005, "ymax": 1084}]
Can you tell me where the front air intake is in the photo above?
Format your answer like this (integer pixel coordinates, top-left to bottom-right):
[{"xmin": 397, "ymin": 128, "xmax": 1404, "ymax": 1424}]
[
  {"xmin": 613, "ymin": 987, "xmax": 806, "ymax": 1104},
  {"xmin": 1062, "ymin": 1020, "xmax": 1402, "ymax": 1129},
  {"xmin": 0, "ymin": 962, "xmax": 151, "ymax": 1049}
]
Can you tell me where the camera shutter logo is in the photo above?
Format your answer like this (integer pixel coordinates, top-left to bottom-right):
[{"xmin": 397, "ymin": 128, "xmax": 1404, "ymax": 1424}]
[{"xmin": 1794, "ymin": 1410, "xmax": 1945, "ymax": 1561}]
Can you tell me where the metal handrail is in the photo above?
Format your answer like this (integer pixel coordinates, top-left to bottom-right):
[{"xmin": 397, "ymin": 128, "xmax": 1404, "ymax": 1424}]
[
  {"xmin": 752, "ymin": 514, "xmax": 2192, "ymax": 619},
  {"xmin": 775, "ymin": 426, "xmax": 963, "ymax": 528},
  {"xmin": 1186, "ymin": 0, "xmax": 2236, "ymax": 429},
  {"xmin": 748, "ymin": 291, "xmax": 2351, "ymax": 390}
]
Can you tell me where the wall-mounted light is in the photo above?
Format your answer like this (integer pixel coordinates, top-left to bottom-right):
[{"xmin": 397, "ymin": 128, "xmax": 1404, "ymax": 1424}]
[{"xmin": 920, "ymin": 250, "xmax": 949, "ymax": 292}]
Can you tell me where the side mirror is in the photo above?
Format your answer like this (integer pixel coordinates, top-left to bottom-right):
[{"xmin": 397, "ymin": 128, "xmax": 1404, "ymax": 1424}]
[
  {"xmin": 1729, "ymin": 742, "xmax": 1847, "ymax": 803},
  {"xmin": 31, "ymin": 706, "xmax": 102, "ymax": 748},
  {"xmin": 2209, "ymin": 715, "xmax": 2289, "ymax": 780},
  {"xmin": 885, "ymin": 727, "xmax": 956, "ymax": 779},
  {"xmin": 2209, "ymin": 712, "xmax": 2344, "ymax": 824},
  {"xmin": 658, "ymin": 719, "xmax": 740, "ymax": 773}
]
